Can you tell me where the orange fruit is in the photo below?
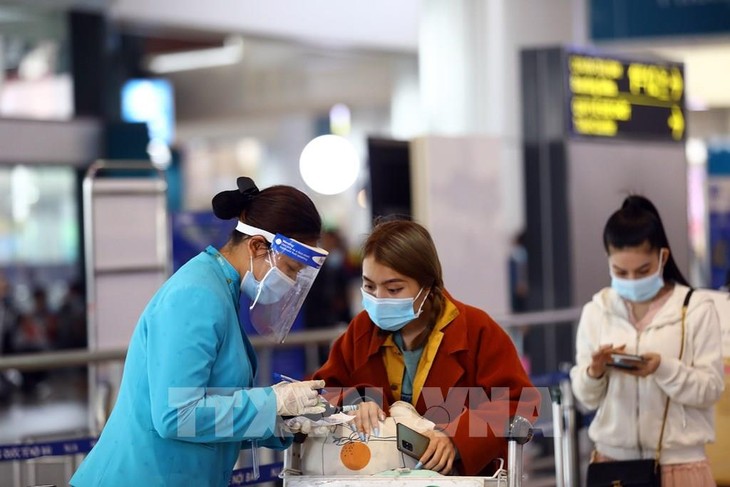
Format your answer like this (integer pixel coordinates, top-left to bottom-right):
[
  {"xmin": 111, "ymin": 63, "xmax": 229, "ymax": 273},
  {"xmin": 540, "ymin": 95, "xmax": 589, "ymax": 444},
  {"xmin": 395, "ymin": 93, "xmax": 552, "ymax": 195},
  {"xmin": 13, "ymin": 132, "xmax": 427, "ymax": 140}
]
[{"xmin": 340, "ymin": 441, "xmax": 371, "ymax": 471}]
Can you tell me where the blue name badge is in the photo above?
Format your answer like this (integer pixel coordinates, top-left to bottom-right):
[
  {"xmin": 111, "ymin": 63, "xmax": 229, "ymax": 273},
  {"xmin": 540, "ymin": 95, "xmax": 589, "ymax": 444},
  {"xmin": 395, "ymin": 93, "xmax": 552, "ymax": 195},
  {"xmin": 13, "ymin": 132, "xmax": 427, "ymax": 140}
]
[{"xmin": 271, "ymin": 234, "xmax": 328, "ymax": 269}]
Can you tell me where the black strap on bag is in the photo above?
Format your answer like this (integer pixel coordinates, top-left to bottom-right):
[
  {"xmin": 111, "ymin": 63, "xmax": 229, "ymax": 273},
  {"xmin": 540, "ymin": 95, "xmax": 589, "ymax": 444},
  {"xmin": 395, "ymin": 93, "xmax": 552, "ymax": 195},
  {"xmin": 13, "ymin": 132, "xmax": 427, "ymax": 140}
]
[
  {"xmin": 586, "ymin": 288, "xmax": 693, "ymax": 487},
  {"xmin": 654, "ymin": 288, "xmax": 693, "ymax": 468}
]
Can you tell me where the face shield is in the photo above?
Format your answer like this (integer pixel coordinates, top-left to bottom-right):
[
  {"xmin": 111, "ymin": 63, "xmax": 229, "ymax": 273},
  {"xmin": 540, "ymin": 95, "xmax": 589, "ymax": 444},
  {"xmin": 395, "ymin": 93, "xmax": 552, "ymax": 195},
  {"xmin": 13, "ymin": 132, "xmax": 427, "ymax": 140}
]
[{"xmin": 236, "ymin": 222, "xmax": 328, "ymax": 343}]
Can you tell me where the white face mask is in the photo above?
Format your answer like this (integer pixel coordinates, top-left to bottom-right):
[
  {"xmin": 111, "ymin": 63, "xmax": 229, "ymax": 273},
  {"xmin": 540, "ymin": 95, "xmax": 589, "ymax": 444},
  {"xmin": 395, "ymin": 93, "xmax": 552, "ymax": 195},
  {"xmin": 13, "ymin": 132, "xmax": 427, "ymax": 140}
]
[{"xmin": 241, "ymin": 254, "xmax": 295, "ymax": 305}]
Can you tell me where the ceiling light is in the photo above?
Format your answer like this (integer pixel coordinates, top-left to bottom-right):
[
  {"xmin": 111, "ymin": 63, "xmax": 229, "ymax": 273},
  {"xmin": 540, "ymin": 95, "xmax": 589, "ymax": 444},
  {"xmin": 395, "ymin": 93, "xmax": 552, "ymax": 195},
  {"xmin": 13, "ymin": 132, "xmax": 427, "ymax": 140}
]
[{"xmin": 145, "ymin": 36, "xmax": 244, "ymax": 74}]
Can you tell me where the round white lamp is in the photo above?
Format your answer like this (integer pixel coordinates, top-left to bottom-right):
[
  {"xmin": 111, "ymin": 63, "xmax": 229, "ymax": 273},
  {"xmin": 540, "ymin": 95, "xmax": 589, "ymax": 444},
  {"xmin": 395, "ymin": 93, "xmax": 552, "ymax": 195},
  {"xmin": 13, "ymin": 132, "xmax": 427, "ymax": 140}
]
[{"xmin": 299, "ymin": 134, "xmax": 360, "ymax": 195}]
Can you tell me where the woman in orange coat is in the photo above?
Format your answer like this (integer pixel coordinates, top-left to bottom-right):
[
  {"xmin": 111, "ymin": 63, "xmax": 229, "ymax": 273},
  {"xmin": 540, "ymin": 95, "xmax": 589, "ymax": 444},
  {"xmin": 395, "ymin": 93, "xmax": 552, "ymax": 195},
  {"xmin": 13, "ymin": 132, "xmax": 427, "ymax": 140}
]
[{"xmin": 314, "ymin": 219, "xmax": 539, "ymax": 476}]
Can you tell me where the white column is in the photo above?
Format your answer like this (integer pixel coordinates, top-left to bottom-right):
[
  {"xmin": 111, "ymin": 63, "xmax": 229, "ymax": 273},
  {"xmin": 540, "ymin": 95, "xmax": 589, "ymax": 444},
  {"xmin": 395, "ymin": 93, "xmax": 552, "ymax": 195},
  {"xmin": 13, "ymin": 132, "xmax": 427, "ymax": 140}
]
[
  {"xmin": 418, "ymin": 0, "xmax": 587, "ymax": 235},
  {"xmin": 390, "ymin": 57, "xmax": 424, "ymax": 140},
  {"xmin": 414, "ymin": 0, "xmax": 586, "ymax": 314}
]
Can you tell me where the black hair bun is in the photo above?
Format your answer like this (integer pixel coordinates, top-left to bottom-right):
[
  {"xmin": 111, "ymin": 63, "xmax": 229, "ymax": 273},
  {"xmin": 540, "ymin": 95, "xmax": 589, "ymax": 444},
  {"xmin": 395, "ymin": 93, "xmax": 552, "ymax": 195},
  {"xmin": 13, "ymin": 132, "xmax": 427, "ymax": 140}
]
[
  {"xmin": 212, "ymin": 190, "xmax": 243, "ymax": 220},
  {"xmin": 212, "ymin": 177, "xmax": 260, "ymax": 220}
]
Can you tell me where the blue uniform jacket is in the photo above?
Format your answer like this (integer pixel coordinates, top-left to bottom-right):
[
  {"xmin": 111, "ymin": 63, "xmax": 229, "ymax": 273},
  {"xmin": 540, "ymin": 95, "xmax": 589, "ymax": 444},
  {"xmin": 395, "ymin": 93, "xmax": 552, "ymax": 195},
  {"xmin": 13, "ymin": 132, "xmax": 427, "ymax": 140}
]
[{"xmin": 70, "ymin": 247, "xmax": 290, "ymax": 486}]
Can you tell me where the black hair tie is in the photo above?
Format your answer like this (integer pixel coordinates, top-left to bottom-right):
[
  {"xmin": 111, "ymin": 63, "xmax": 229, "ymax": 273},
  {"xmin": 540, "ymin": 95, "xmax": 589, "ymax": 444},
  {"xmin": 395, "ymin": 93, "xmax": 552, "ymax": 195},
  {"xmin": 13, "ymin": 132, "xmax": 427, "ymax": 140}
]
[{"xmin": 237, "ymin": 177, "xmax": 260, "ymax": 205}]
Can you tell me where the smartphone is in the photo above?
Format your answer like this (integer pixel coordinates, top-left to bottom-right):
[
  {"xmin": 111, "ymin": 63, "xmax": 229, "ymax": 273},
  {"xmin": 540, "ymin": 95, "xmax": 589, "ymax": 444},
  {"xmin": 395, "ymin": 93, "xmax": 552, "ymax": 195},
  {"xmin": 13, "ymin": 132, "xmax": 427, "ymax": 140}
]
[
  {"xmin": 396, "ymin": 423, "xmax": 430, "ymax": 461},
  {"xmin": 607, "ymin": 352, "xmax": 646, "ymax": 370}
]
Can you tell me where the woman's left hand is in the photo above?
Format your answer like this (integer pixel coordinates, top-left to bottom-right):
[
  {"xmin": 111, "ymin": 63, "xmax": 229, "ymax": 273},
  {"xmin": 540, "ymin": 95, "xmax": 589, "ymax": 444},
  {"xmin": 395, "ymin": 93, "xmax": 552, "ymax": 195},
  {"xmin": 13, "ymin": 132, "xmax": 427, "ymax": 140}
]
[
  {"xmin": 621, "ymin": 352, "xmax": 661, "ymax": 377},
  {"xmin": 417, "ymin": 429, "xmax": 457, "ymax": 475},
  {"xmin": 349, "ymin": 401, "xmax": 385, "ymax": 438}
]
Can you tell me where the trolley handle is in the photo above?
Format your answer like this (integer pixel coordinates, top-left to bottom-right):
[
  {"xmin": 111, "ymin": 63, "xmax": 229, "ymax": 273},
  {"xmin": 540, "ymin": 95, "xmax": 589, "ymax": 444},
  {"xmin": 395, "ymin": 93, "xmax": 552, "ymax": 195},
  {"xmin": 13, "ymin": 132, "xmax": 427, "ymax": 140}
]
[
  {"xmin": 86, "ymin": 159, "xmax": 165, "ymax": 179},
  {"xmin": 505, "ymin": 415, "xmax": 533, "ymax": 487}
]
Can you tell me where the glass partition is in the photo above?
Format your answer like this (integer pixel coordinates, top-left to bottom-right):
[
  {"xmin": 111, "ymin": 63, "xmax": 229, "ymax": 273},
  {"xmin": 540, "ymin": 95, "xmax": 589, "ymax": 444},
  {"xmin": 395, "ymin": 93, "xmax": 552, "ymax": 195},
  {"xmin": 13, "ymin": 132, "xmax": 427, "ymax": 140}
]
[
  {"xmin": 0, "ymin": 5, "xmax": 72, "ymax": 120},
  {"xmin": 0, "ymin": 165, "xmax": 80, "ymax": 311}
]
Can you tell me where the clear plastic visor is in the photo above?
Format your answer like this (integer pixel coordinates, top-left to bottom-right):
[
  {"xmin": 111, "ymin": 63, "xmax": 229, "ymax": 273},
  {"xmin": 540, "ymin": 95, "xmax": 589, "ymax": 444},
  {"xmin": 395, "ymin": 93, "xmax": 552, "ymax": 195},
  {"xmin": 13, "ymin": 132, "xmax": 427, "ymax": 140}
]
[{"xmin": 237, "ymin": 221, "xmax": 328, "ymax": 343}]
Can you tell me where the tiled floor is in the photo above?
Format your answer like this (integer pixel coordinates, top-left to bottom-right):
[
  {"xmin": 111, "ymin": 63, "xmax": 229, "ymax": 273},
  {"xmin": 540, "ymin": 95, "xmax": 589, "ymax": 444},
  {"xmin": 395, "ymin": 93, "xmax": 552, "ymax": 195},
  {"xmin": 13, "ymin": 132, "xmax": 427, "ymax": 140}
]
[
  {"xmin": 0, "ymin": 369, "xmax": 89, "ymax": 487},
  {"xmin": 0, "ymin": 369, "xmax": 88, "ymax": 440}
]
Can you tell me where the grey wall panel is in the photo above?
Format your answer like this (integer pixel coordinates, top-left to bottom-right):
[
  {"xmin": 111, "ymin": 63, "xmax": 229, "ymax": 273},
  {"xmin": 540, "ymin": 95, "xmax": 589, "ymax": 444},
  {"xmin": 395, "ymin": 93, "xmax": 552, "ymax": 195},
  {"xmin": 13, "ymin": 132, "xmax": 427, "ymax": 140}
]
[
  {"xmin": 567, "ymin": 140, "xmax": 689, "ymax": 306},
  {"xmin": 0, "ymin": 118, "xmax": 101, "ymax": 166},
  {"xmin": 411, "ymin": 135, "xmax": 510, "ymax": 316}
]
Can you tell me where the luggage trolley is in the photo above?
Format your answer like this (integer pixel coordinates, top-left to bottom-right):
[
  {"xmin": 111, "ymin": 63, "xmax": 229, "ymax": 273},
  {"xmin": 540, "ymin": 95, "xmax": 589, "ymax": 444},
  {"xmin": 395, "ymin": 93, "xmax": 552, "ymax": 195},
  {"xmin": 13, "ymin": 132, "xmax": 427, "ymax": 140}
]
[
  {"xmin": 548, "ymin": 378, "xmax": 580, "ymax": 487},
  {"xmin": 83, "ymin": 160, "xmax": 171, "ymax": 435},
  {"xmin": 280, "ymin": 415, "xmax": 533, "ymax": 487}
]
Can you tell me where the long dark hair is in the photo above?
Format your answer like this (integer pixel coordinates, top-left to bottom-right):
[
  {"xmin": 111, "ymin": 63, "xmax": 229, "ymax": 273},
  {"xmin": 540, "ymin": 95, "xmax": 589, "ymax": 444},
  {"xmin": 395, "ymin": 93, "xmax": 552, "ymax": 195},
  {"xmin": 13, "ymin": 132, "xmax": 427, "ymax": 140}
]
[
  {"xmin": 603, "ymin": 195, "xmax": 689, "ymax": 286},
  {"xmin": 212, "ymin": 177, "xmax": 321, "ymax": 244},
  {"xmin": 363, "ymin": 219, "xmax": 446, "ymax": 326}
]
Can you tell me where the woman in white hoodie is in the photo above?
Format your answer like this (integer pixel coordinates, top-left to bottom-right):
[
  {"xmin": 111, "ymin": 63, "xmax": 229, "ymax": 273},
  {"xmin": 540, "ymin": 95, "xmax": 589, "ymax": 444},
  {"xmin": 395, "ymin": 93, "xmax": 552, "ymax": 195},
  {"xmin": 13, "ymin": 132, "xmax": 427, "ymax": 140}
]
[{"xmin": 571, "ymin": 195, "xmax": 724, "ymax": 487}]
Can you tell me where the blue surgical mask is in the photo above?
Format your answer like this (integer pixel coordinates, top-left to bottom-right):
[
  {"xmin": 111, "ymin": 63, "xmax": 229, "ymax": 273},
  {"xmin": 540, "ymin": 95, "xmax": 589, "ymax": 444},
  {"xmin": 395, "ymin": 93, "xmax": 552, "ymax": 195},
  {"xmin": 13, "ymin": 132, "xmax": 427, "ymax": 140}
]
[
  {"xmin": 361, "ymin": 287, "xmax": 426, "ymax": 332},
  {"xmin": 241, "ymin": 255, "xmax": 295, "ymax": 306},
  {"xmin": 610, "ymin": 254, "xmax": 665, "ymax": 303}
]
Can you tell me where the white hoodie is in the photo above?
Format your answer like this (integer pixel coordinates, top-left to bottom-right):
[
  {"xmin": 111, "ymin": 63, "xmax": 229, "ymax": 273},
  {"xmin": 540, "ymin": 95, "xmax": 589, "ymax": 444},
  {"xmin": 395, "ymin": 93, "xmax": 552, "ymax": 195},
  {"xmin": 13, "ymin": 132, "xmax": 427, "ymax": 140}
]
[{"xmin": 570, "ymin": 284, "xmax": 724, "ymax": 465}]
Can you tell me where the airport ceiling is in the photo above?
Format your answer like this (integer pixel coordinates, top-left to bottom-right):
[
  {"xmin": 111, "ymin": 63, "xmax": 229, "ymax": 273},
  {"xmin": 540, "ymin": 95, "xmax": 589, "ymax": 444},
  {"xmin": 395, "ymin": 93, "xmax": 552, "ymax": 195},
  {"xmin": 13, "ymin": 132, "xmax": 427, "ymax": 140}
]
[
  {"xmin": 108, "ymin": 0, "xmax": 730, "ymax": 110},
  {"xmin": 1, "ymin": 0, "xmax": 729, "ymax": 109}
]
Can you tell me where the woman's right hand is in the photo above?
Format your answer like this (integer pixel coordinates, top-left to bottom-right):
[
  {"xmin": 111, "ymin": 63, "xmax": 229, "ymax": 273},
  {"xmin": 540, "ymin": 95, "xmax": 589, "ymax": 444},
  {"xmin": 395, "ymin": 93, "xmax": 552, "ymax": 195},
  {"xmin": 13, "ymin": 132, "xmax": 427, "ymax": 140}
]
[
  {"xmin": 272, "ymin": 380, "xmax": 326, "ymax": 416},
  {"xmin": 350, "ymin": 401, "xmax": 386, "ymax": 439},
  {"xmin": 588, "ymin": 344, "xmax": 625, "ymax": 379}
]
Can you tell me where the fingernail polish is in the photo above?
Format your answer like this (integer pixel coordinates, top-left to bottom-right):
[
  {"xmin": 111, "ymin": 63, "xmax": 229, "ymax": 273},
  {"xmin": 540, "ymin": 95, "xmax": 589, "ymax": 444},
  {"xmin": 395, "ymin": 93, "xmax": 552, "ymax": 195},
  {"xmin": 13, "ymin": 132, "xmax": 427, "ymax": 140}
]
[
  {"xmin": 414, "ymin": 462, "xmax": 423, "ymax": 470},
  {"xmin": 359, "ymin": 432, "xmax": 366, "ymax": 441},
  {"xmin": 373, "ymin": 427, "xmax": 380, "ymax": 437}
]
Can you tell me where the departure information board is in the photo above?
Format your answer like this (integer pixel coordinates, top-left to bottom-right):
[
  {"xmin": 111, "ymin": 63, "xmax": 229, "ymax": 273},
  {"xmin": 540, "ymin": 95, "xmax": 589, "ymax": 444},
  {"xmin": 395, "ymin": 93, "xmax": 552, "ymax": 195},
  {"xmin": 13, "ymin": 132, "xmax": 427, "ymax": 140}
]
[{"xmin": 566, "ymin": 50, "xmax": 685, "ymax": 142}]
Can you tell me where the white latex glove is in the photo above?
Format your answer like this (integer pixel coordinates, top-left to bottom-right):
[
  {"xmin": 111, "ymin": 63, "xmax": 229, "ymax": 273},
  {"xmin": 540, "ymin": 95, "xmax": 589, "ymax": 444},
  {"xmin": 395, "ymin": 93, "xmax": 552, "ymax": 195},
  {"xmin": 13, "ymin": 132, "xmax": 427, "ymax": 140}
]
[
  {"xmin": 283, "ymin": 418, "xmax": 333, "ymax": 436},
  {"xmin": 271, "ymin": 380, "xmax": 326, "ymax": 417}
]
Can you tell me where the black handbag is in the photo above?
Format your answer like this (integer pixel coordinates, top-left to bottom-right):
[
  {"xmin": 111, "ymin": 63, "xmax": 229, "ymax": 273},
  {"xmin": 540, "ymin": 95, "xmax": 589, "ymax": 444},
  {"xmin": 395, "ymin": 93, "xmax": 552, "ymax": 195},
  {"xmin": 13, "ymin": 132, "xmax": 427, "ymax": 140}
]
[
  {"xmin": 586, "ymin": 289, "xmax": 694, "ymax": 487},
  {"xmin": 586, "ymin": 458, "xmax": 660, "ymax": 487}
]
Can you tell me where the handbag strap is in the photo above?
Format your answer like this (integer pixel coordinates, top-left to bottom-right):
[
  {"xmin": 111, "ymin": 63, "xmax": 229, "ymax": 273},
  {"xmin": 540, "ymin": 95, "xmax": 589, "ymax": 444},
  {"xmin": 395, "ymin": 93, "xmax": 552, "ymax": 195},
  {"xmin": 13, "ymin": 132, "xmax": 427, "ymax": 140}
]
[{"xmin": 655, "ymin": 288, "xmax": 694, "ymax": 466}]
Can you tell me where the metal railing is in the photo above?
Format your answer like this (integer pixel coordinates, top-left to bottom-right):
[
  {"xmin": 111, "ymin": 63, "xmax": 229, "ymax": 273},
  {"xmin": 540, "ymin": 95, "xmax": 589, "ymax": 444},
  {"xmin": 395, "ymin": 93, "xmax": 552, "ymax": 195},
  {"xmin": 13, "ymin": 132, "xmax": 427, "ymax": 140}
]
[{"xmin": 0, "ymin": 308, "xmax": 582, "ymax": 373}]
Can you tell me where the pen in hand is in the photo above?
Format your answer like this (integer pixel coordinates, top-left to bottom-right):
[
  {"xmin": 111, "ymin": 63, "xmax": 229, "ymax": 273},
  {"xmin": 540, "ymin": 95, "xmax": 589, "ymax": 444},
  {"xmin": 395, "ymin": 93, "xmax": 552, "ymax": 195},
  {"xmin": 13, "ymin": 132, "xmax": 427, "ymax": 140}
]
[
  {"xmin": 273, "ymin": 372, "xmax": 326, "ymax": 394},
  {"xmin": 272, "ymin": 372, "xmax": 359, "ymax": 417}
]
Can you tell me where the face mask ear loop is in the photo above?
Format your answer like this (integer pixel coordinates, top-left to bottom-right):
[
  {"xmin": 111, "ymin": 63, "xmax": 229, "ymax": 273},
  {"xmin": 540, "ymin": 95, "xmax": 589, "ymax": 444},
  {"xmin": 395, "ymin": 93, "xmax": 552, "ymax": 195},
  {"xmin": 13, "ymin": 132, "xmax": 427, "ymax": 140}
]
[
  {"xmin": 249, "ymin": 245, "xmax": 282, "ymax": 310},
  {"xmin": 265, "ymin": 247, "xmax": 276, "ymax": 269},
  {"xmin": 249, "ymin": 253, "xmax": 263, "ymax": 310},
  {"xmin": 656, "ymin": 249, "xmax": 667, "ymax": 279},
  {"xmin": 414, "ymin": 287, "xmax": 428, "ymax": 317}
]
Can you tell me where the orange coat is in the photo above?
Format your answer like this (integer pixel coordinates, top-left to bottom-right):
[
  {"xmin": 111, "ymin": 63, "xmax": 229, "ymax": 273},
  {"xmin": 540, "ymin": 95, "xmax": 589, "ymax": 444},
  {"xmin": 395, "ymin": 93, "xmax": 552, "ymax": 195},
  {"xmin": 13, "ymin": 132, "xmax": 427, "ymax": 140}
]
[{"xmin": 314, "ymin": 292, "xmax": 540, "ymax": 476}]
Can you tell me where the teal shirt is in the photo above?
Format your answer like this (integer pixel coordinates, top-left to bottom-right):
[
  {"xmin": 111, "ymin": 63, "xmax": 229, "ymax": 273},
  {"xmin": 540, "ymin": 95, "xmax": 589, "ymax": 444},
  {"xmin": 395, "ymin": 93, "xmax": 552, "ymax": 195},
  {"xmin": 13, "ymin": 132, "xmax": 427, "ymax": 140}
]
[
  {"xmin": 393, "ymin": 332, "xmax": 425, "ymax": 404},
  {"xmin": 70, "ymin": 247, "xmax": 291, "ymax": 487}
]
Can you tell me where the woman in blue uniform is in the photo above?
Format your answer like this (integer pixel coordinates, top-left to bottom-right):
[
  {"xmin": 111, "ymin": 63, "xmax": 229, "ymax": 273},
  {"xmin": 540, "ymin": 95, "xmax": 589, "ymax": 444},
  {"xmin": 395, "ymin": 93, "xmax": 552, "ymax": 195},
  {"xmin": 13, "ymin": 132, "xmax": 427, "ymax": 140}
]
[{"xmin": 71, "ymin": 177, "xmax": 329, "ymax": 486}]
